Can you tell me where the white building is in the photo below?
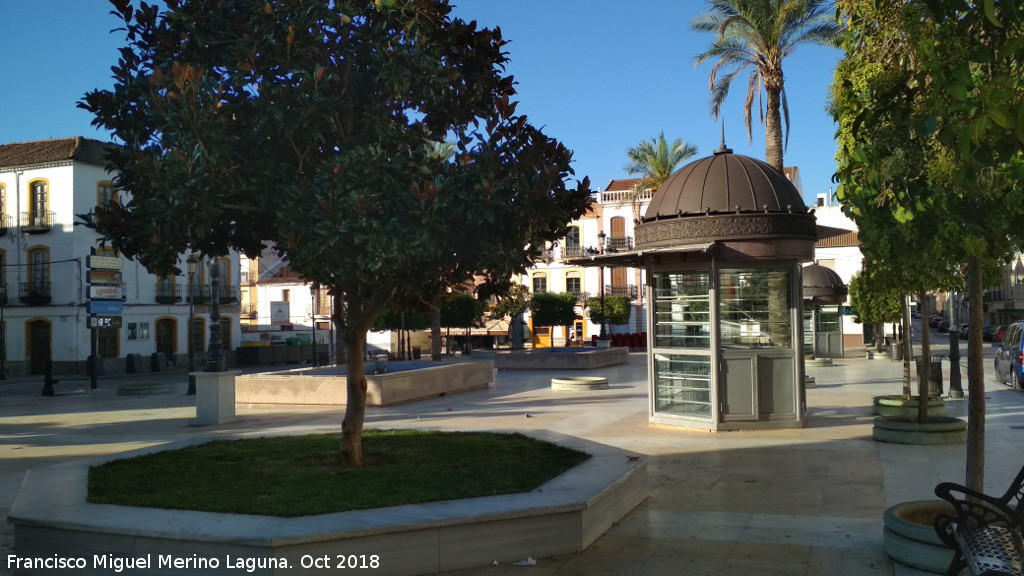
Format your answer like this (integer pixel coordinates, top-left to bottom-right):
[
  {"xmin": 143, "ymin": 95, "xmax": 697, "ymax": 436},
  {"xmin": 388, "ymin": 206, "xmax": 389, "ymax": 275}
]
[
  {"xmin": 0, "ymin": 137, "xmax": 241, "ymax": 376},
  {"xmin": 522, "ymin": 178, "xmax": 651, "ymax": 347}
]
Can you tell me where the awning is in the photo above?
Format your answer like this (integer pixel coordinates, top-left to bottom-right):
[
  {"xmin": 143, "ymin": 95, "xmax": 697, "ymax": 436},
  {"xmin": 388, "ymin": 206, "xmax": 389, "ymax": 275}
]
[{"xmin": 565, "ymin": 242, "xmax": 717, "ymax": 268}]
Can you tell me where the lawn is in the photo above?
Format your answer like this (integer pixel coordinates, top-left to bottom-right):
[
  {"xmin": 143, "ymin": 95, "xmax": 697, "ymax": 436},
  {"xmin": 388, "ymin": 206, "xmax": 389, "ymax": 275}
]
[{"xmin": 88, "ymin": 429, "xmax": 590, "ymax": 517}]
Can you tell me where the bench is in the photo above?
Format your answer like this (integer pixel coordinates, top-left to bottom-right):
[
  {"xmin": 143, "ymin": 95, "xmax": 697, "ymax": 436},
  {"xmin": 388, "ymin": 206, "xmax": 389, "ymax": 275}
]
[{"xmin": 934, "ymin": 465, "xmax": 1024, "ymax": 576}]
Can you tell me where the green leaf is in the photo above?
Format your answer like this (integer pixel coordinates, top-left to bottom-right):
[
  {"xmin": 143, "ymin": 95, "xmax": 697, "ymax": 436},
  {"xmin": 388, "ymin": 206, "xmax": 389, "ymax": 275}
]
[
  {"xmin": 984, "ymin": 0, "xmax": 1002, "ymax": 27},
  {"xmin": 989, "ymin": 108, "xmax": 1014, "ymax": 129}
]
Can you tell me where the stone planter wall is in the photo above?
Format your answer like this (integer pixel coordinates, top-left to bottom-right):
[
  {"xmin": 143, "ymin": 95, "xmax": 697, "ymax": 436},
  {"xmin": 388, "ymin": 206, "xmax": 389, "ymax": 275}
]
[{"xmin": 882, "ymin": 500, "xmax": 955, "ymax": 573}]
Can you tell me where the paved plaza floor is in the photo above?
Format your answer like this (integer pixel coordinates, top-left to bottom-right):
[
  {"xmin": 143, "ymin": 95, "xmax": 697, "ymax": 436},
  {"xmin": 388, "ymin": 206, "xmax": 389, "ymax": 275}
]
[{"xmin": 2, "ymin": 345, "xmax": 1023, "ymax": 576}]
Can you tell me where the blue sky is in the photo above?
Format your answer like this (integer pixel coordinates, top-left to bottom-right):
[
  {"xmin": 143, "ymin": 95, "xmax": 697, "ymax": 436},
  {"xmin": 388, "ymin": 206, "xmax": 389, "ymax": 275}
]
[{"xmin": 0, "ymin": 1, "xmax": 842, "ymax": 205}]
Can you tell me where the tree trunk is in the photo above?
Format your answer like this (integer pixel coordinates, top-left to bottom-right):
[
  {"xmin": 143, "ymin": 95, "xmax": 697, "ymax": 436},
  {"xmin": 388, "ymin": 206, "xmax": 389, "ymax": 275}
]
[
  {"xmin": 430, "ymin": 305, "xmax": 442, "ymax": 361},
  {"xmin": 340, "ymin": 331, "xmax": 367, "ymax": 468},
  {"xmin": 336, "ymin": 291, "xmax": 384, "ymax": 468},
  {"xmin": 965, "ymin": 257, "xmax": 985, "ymax": 492},
  {"xmin": 917, "ymin": 292, "xmax": 931, "ymax": 424},
  {"xmin": 764, "ymin": 85, "xmax": 784, "ymax": 172},
  {"xmin": 875, "ymin": 323, "xmax": 885, "ymax": 353},
  {"xmin": 332, "ymin": 294, "xmax": 347, "ymax": 367}
]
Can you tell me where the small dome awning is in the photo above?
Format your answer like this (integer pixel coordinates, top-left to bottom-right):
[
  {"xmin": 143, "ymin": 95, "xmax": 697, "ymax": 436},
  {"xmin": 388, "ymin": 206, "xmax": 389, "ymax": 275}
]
[{"xmin": 802, "ymin": 263, "xmax": 847, "ymax": 305}]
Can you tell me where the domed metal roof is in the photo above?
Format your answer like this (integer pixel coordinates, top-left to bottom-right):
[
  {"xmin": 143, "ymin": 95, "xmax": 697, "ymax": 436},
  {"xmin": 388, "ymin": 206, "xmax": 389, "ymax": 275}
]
[
  {"xmin": 644, "ymin": 145, "xmax": 807, "ymax": 220},
  {"xmin": 634, "ymin": 145, "xmax": 816, "ymax": 251},
  {"xmin": 802, "ymin": 263, "xmax": 848, "ymax": 305}
]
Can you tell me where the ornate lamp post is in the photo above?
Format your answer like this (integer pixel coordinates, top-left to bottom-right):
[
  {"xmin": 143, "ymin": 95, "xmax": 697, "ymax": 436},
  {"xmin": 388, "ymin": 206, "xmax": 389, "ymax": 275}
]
[
  {"xmin": 310, "ymin": 283, "xmax": 319, "ymax": 368},
  {"xmin": 186, "ymin": 254, "xmax": 198, "ymax": 394},
  {"xmin": 598, "ymin": 230, "xmax": 607, "ymax": 341},
  {"xmin": 206, "ymin": 257, "xmax": 225, "ymax": 372},
  {"xmin": 948, "ymin": 290, "xmax": 963, "ymax": 398}
]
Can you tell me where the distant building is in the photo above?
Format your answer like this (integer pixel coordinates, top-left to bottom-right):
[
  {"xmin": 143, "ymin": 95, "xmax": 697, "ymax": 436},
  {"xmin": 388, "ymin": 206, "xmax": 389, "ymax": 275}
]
[{"xmin": 0, "ymin": 137, "xmax": 241, "ymax": 376}]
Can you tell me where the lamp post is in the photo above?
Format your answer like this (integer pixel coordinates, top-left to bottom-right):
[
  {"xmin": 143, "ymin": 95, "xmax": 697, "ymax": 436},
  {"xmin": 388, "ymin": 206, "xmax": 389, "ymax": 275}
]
[
  {"xmin": 0, "ymin": 284, "xmax": 5, "ymax": 380},
  {"xmin": 206, "ymin": 258, "xmax": 225, "ymax": 372},
  {"xmin": 310, "ymin": 283, "xmax": 319, "ymax": 368},
  {"xmin": 186, "ymin": 255, "xmax": 198, "ymax": 394},
  {"xmin": 598, "ymin": 230, "xmax": 607, "ymax": 341},
  {"xmin": 948, "ymin": 290, "xmax": 963, "ymax": 398}
]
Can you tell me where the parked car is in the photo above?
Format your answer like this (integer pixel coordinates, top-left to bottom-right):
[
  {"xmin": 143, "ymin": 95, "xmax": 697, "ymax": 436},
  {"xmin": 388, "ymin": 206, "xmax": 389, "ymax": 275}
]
[
  {"xmin": 959, "ymin": 323, "xmax": 970, "ymax": 339},
  {"xmin": 982, "ymin": 325, "xmax": 995, "ymax": 341},
  {"xmin": 930, "ymin": 316, "xmax": 944, "ymax": 328},
  {"xmin": 995, "ymin": 322, "xmax": 1024, "ymax": 389},
  {"xmin": 938, "ymin": 321, "xmax": 951, "ymax": 333},
  {"xmin": 995, "ymin": 325, "xmax": 1008, "ymax": 342}
]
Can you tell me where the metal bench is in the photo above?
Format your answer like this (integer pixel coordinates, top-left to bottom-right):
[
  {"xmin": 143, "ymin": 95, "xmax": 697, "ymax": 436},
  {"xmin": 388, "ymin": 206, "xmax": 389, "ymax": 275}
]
[{"xmin": 934, "ymin": 465, "xmax": 1024, "ymax": 576}]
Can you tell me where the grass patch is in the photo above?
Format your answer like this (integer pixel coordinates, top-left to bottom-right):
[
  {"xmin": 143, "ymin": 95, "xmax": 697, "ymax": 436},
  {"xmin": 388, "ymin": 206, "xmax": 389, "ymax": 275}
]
[{"xmin": 88, "ymin": 430, "xmax": 590, "ymax": 517}]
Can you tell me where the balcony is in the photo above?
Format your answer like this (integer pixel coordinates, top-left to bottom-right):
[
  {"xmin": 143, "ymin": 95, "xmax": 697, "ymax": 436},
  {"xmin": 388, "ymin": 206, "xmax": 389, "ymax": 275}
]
[
  {"xmin": 20, "ymin": 282, "xmax": 51, "ymax": 305},
  {"xmin": 20, "ymin": 211, "xmax": 55, "ymax": 233},
  {"xmin": 606, "ymin": 236, "xmax": 634, "ymax": 252},
  {"xmin": 570, "ymin": 290, "xmax": 590, "ymax": 304},
  {"xmin": 0, "ymin": 214, "xmax": 12, "ymax": 236},
  {"xmin": 561, "ymin": 246, "xmax": 584, "ymax": 259},
  {"xmin": 188, "ymin": 284, "xmax": 239, "ymax": 304},
  {"xmin": 240, "ymin": 304, "xmax": 258, "ymax": 319},
  {"xmin": 605, "ymin": 284, "xmax": 639, "ymax": 300},
  {"xmin": 156, "ymin": 282, "xmax": 181, "ymax": 304},
  {"xmin": 241, "ymin": 271, "xmax": 257, "ymax": 285}
]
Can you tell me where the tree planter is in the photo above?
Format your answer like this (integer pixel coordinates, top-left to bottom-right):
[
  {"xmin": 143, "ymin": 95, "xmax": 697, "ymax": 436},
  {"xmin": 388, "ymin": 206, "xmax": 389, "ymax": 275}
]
[
  {"xmin": 872, "ymin": 416, "xmax": 966, "ymax": 445},
  {"xmin": 883, "ymin": 500, "xmax": 955, "ymax": 573},
  {"xmin": 872, "ymin": 395, "xmax": 946, "ymax": 419}
]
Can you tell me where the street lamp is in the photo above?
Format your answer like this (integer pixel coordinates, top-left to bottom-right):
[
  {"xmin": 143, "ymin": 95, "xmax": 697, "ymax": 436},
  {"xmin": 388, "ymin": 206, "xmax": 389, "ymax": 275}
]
[
  {"xmin": 0, "ymin": 284, "xmax": 5, "ymax": 380},
  {"xmin": 186, "ymin": 254, "xmax": 198, "ymax": 395},
  {"xmin": 310, "ymin": 283, "xmax": 319, "ymax": 368},
  {"xmin": 598, "ymin": 230, "xmax": 607, "ymax": 341}
]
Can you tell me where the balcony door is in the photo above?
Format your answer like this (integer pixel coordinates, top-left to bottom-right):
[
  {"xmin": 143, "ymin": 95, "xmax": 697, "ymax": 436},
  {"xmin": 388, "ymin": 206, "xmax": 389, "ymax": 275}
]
[{"xmin": 30, "ymin": 181, "xmax": 47, "ymax": 227}]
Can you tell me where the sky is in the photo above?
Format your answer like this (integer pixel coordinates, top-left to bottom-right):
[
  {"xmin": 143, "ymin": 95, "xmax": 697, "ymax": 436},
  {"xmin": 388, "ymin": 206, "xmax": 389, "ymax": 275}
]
[{"xmin": 0, "ymin": 0, "xmax": 843, "ymax": 205}]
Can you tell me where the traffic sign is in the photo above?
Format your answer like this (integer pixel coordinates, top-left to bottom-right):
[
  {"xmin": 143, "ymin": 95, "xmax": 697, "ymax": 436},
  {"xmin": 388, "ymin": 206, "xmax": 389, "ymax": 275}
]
[
  {"xmin": 87, "ymin": 300, "xmax": 123, "ymax": 315},
  {"xmin": 88, "ymin": 255, "xmax": 122, "ymax": 270},
  {"xmin": 89, "ymin": 316, "xmax": 122, "ymax": 329}
]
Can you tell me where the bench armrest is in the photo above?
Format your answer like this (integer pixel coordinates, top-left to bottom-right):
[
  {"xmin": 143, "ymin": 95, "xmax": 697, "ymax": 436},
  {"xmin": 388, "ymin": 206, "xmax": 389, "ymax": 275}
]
[{"xmin": 934, "ymin": 481, "xmax": 1021, "ymax": 550}]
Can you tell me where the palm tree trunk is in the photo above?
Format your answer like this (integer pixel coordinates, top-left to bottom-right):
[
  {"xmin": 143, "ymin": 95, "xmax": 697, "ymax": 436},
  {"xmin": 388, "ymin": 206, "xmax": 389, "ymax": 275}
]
[{"xmin": 765, "ymin": 86, "xmax": 784, "ymax": 172}]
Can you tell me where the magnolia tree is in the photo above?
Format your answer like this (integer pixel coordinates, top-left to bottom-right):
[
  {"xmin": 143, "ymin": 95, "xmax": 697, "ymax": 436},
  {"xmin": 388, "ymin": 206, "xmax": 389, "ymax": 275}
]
[{"xmin": 80, "ymin": 0, "xmax": 592, "ymax": 467}]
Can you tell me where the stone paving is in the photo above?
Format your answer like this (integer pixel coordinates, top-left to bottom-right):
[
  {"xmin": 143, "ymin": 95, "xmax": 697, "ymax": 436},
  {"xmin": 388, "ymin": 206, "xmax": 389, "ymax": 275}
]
[{"xmin": 2, "ymin": 343, "xmax": 1023, "ymax": 576}]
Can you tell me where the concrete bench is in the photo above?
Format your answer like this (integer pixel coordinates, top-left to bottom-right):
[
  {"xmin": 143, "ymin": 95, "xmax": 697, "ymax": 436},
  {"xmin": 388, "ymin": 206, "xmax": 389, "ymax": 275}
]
[{"xmin": 934, "ymin": 465, "xmax": 1024, "ymax": 575}]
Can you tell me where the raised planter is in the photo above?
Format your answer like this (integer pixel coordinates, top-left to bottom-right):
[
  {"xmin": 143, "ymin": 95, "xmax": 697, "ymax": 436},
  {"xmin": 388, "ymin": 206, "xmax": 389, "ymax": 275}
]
[
  {"xmin": 235, "ymin": 361, "xmax": 493, "ymax": 407},
  {"xmin": 551, "ymin": 376, "xmax": 609, "ymax": 391},
  {"xmin": 872, "ymin": 395, "xmax": 946, "ymax": 419},
  {"xmin": 883, "ymin": 500, "xmax": 955, "ymax": 573},
  {"xmin": 872, "ymin": 416, "xmax": 966, "ymax": 445},
  {"xmin": 494, "ymin": 348, "xmax": 628, "ymax": 371},
  {"xmin": 9, "ymin": 432, "xmax": 648, "ymax": 576}
]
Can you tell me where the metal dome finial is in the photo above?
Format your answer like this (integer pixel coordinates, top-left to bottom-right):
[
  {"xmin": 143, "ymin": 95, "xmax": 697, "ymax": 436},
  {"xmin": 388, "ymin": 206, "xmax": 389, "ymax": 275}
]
[{"xmin": 714, "ymin": 121, "xmax": 732, "ymax": 155}]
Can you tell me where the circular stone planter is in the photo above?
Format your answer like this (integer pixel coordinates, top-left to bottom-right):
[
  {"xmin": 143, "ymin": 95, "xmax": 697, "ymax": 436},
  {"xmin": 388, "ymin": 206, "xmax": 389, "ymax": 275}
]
[
  {"xmin": 872, "ymin": 416, "xmax": 967, "ymax": 445},
  {"xmin": 116, "ymin": 383, "xmax": 170, "ymax": 396},
  {"xmin": 551, "ymin": 376, "xmax": 609, "ymax": 391},
  {"xmin": 805, "ymin": 357, "xmax": 833, "ymax": 367},
  {"xmin": 883, "ymin": 500, "xmax": 955, "ymax": 573},
  {"xmin": 872, "ymin": 395, "xmax": 946, "ymax": 419}
]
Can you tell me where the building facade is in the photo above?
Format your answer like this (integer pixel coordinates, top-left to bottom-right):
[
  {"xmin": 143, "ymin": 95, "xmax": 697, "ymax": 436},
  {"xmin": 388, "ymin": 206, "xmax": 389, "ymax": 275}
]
[{"xmin": 0, "ymin": 137, "xmax": 241, "ymax": 376}]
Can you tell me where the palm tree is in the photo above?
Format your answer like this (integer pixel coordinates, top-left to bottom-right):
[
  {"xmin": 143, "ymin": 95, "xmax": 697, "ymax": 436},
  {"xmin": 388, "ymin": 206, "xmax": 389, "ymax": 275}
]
[
  {"xmin": 691, "ymin": 0, "xmax": 840, "ymax": 171},
  {"xmin": 623, "ymin": 131, "xmax": 699, "ymax": 196}
]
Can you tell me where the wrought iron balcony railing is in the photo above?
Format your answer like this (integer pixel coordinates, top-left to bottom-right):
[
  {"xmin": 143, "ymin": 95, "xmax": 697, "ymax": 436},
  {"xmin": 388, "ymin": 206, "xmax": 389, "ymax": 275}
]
[
  {"xmin": 604, "ymin": 284, "xmax": 639, "ymax": 300},
  {"xmin": 156, "ymin": 282, "xmax": 181, "ymax": 304},
  {"xmin": 20, "ymin": 211, "xmax": 55, "ymax": 233},
  {"xmin": 19, "ymin": 282, "xmax": 51, "ymax": 305}
]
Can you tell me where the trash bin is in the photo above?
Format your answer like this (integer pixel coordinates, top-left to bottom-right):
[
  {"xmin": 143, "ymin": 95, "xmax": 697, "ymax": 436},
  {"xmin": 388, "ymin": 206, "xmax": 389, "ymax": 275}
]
[
  {"xmin": 891, "ymin": 341, "xmax": 904, "ymax": 361},
  {"xmin": 914, "ymin": 355, "xmax": 944, "ymax": 397},
  {"xmin": 412, "ymin": 346, "xmax": 421, "ymax": 360}
]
